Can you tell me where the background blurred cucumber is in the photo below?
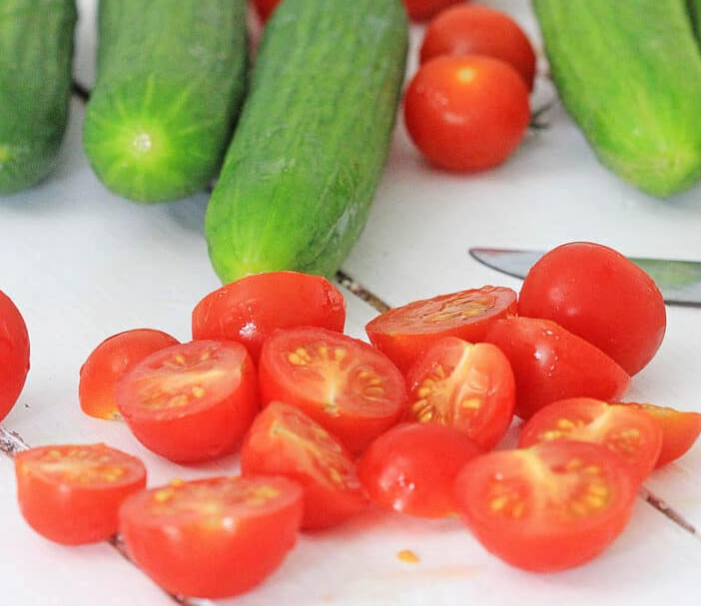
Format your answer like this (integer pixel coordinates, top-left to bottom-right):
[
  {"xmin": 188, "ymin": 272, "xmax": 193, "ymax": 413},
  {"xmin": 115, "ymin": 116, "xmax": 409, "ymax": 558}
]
[
  {"xmin": 83, "ymin": 0, "xmax": 248, "ymax": 204},
  {"xmin": 0, "ymin": 0, "xmax": 76, "ymax": 194}
]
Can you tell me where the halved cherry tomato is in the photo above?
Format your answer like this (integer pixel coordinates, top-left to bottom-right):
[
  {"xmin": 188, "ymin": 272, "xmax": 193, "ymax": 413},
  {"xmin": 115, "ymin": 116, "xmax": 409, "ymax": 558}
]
[
  {"xmin": 358, "ymin": 423, "xmax": 482, "ymax": 518},
  {"xmin": 253, "ymin": 0, "xmax": 281, "ymax": 22},
  {"xmin": 15, "ymin": 443, "xmax": 146, "ymax": 545},
  {"xmin": 484, "ymin": 317, "xmax": 630, "ymax": 419},
  {"xmin": 259, "ymin": 327, "xmax": 406, "ymax": 452},
  {"xmin": 518, "ymin": 242, "xmax": 666, "ymax": 376},
  {"xmin": 116, "ymin": 340, "xmax": 258, "ymax": 463},
  {"xmin": 120, "ymin": 476, "xmax": 303, "ymax": 599},
  {"xmin": 421, "ymin": 4, "xmax": 537, "ymax": 90},
  {"xmin": 79, "ymin": 329, "xmax": 179, "ymax": 420},
  {"xmin": 615, "ymin": 402, "xmax": 701, "ymax": 468},
  {"xmin": 0, "ymin": 289, "xmax": 30, "ymax": 422},
  {"xmin": 192, "ymin": 271, "xmax": 346, "ymax": 362},
  {"xmin": 454, "ymin": 441, "xmax": 637, "ymax": 572},
  {"xmin": 366, "ymin": 286, "xmax": 516, "ymax": 374},
  {"xmin": 519, "ymin": 398, "xmax": 663, "ymax": 483},
  {"xmin": 403, "ymin": 0, "xmax": 464, "ymax": 22},
  {"xmin": 405, "ymin": 338, "xmax": 515, "ymax": 450},
  {"xmin": 241, "ymin": 402, "xmax": 367, "ymax": 529}
]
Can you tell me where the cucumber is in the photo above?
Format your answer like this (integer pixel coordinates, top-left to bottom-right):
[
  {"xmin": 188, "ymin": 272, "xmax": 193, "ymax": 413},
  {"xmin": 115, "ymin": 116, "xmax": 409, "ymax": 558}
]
[
  {"xmin": 0, "ymin": 0, "xmax": 76, "ymax": 194},
  {"xmin": 83, "ymin": 0, "xmax": 248, "ymax": 203},
  {"xmin": 205, "ymin": 0, "xmax": 409, "ymax": 282},
  {"xmin": 534, "ymin": 0, "xmax": 701, "ymax": 197}
]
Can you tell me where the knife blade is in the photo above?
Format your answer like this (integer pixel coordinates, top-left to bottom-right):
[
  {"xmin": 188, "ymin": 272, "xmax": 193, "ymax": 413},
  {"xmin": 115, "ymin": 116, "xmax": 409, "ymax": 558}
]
[{"xmin": 469, "ymin": 248, "xmax": 701, "ymax": 308}]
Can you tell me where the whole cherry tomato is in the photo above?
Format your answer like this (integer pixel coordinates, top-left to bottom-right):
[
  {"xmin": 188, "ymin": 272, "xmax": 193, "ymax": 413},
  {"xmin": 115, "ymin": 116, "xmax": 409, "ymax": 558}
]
[
  {"xmin": 403, "ymin": 0, "xmax": 464, "ymax": 22},
  {"xmin": 0, "ymin": 289, "xmax": 30, "ymax": 422}
]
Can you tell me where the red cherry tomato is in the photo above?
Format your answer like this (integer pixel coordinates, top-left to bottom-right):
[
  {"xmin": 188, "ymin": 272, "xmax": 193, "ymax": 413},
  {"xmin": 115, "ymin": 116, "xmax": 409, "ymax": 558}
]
[
  {"xmin": 358, "ymin": 423, "xmax": 482, "ymax": 518},
  {"xmin": 120, "ymin": 476, "xmax": 303, "ymax": 599},
  {"xmin": 0, "ymin": 289, "xmax": 30, "ymax": 422},
  {"xmin": 406, "ymin": 338, "xmax": 515, "ymax": 450},
  {"xmin": 518, "ymin": 398, "xmax": 663, "ymax": 483},
  {"xmin": 15, "ymin": 443, "xmax": 146, "ymax": 545},
  {"xmin": 192, "ymin": 271, "xmax": 346, "ymax": 362},
  {"xmin": 404, "ymin": 55, "xmax": 530, "ymax": 172},
  {"xmin": 116, "ymin": 340, "xmax": 258, "ymax": 463},
  {"xmin": 484, "ymin": 317, "xmax": 630, "ymax": 419},
  {"xmin": 253, "ymin": 0, "xmax": 281, "ymax": 22},
  {"xmin": 615, "ymin": 402, "xmax": 701, "ymax": 468},
  {"xmin": 258, "ymin": 327, "xmax": 406, "ymax": 453},
  {"xmin": 454, "ymin": 441, "xmax": 637, "ymax": 572},
  {"xmin": 366, "ymin": 286, "xmax": 516, "ymax": 374},
  {"xmin": 79, "ymin": 329, "xmax": 179, "ymax": 420},
  {"xmin": 518, "ymin": 242, "xmax": 667, "ymax": 376},
  {"xmin": 403, "ymin": 0, "xmax": 464, "ymax": 22},
  {"xmin": 241, "ymin": 402, "xmax": 367, "ymax": 529},
  {"xmin": 420, "ymin": 4, "xmax": 537, "ymax": 90}
]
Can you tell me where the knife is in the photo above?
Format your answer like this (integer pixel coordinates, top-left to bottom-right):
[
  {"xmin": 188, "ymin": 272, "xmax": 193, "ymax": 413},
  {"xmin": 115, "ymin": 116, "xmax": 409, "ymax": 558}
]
[{"xmin": 469, "ymin": 248, "xmax": 701, "ymax": 308}]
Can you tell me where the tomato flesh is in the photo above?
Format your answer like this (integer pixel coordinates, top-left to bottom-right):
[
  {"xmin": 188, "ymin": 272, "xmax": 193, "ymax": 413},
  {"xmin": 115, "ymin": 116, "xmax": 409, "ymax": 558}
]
[
  {"xmin": 241, "ymin": 402, "xmax": 367, "ymax": 529},
  {"xmin": 358, "ymin": 423, "xmax": 482, "ymax": 518},
  {"xmin": 366, "ymin": 286, "xmax": 516, "ymax": 374},
  {"xmin": 116, "ymin": 340, "xmax": 259, "ymax": 463},
  {"xmin": 120, "ymin": 476, "xmax": 303, "ymax": 599},
  {"xmin": 15, "ymin": 443, "xmax": 146, "ymax": 545},
  {"xmin": 454, "ymin": 441, "xmax": 637, "ymax": 572},
  {"xmin": 0, "ymin": 289, "xmax": 30, "ymax": 422},
  {"xmin": 406, "ymin": 338, "xmax": 515, "ymax": 450}
]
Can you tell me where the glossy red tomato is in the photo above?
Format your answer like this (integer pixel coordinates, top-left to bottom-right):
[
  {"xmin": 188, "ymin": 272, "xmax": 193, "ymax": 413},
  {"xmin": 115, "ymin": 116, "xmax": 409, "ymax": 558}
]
[
  {"xmin": 116, "ymin": 340, "xmax": 258, "ymax": 462},
  {"xmin": 366, "ymin": 286, "xmax": 517, "ymax": 374},
  {"xmin": 358, "ymin": 423, "xmax": 482, "ymax": 518},
  {"xmin": 15, "ymin": 443, "xmax": 146, "ymax": 545},
  {"xmin": 241, "ymin": 402, "xmax": 367, "ymax": 529},
  {"xmin": 518, "ymin": 242, "xmax": 666, "ymax": 376},
  {"xmin": 420, "ymin": 4, "xmax": 537, "ymax": 90},
  {"xmin": 484, "ymin": 317, "xmax": 630, "ymax": 419},
  {"xmin": 403, "ymin": 0, "xmax": 464, "ymax": 22},
  {"xmin": 79, "ymin": 329, "xmax": 179, "ymax": 420},
  {"xmin": 615, "ymin": 402, "xmax": 701, "ymax": 467},
  {"xmin": 253, "ymin": 0, "xmax": 281, "ymax": 22},
  {"xmin": 404, "ymin": 55, "xmax": 530, "ymax": 172},
  {"xmin": 192, "ymin": 271, "xmax": 346, "ymax": 362},
  {"xmin": 0, "ymin": 289, "xmax": 30, "ymax": 422},
  {"xmin": 259, "ymin": 327, "xmax": 406, "ymax": 452},
  {"xmin": 406, "ymin": 338, "xmax": 515, "ymax": 450},
  {"xmin": 519, "ymin": 398, "xmax": 663, "ymax": 483},
  {"xmin": 454, "ymin": 441, "xmax": 637, "ymax": 572},
  {"xmin": 120, "ymin": 476, "xmax": 303, "ymax": 599}
]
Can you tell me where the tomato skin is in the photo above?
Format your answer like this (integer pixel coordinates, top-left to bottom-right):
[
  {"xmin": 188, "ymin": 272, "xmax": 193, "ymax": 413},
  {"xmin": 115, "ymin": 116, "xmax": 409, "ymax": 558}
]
[
  {"xmin": 518, "ymin": 242, "xmax": 666, "ymax": 376},
  {"xmin": 79, "ymin": 329, "xmax": 179, "ymax": 420},
  {"xmin": 116, "ymin": 340, "xmax": 259, "ymax": 463},
  {"xmin": 421, "ymin": 4, "xmax": 537, "ymax": 90},
  {"xmin": 0, "ymin": 290, "xmax": 30, "ymax": 422},
  {"xmin": 518, "ymin": 398, "xmax": 663, "ymax": 483},
  {"xmin": 484, "ymin": 317, "xmax": 630, "ymax": 419},
  {"xmin": 358, "ymin": 423, "xmax": 482, "ymax": 518},
  {"xmin": 120, "ymin": 476, "xmax": 303, "ymax": 599},
  {"xmin": 192, "ymin": 271, "xmax": 346, "ymax": 362},
  {"xmin": 403, "ymin": 0, "xmax": 464, "ymax": 22},
  {"xmin": 253, "ymin": 0, "xmax": 280, "ymax": 22},
  {"xmin": 241, "ymin": 402, "xmax": 367, "ymax": 530},
  {"xmin": 454, "ymin": 441, "xmax": 637, "ymax": 572},
  {"xmin": 15, "ymin": 444, "xmax": 146, "ymax": 545},
  {"xmin": 366, "ymin": 286, "xmax": 517, "ymax": 374},
  {"xmin": 404, "ymin": 55, "xmax": 530, "ymax": 172},
  {"xmin": 406, "ymin": 338, "xmax": 515, "ymax": 450},
  {"xmin": 259, "ymin": 327, "xmax": 406, "ymax": 453}
]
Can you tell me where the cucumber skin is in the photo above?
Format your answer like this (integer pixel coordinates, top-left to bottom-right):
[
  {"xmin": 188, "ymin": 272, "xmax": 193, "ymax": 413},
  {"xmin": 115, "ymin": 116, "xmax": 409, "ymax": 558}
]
[
  {"xmin": 0, "ymin": 0, "xmax": 76, "ymax": 194},
  {"xmin": 83, "ymin": 0, "xmax": 248, "ymax": 204},
  {"xmin": 205, "ymin": 0, "xmax": 409, "ymax": 282},
  {"xmin": 534, "ymin": 0, "xmax": 701, "ymax": 198}
]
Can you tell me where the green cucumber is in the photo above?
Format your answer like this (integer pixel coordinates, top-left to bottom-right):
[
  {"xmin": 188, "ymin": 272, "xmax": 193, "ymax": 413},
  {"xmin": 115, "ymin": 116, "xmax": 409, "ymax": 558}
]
[
  {"xmin": 83, "ymin": 0, "xmax": 248, "ymax": 203},
  {"xmin": 0, "ymin": 0, "xmax": 76, "ymax": 194},
  {"xmin": 205, "ymin": 0, "xmax": 408, "ymax": 282},
  {"xmin": 534, "ymin": 0, "xmax": 701, "ymax": 197}
]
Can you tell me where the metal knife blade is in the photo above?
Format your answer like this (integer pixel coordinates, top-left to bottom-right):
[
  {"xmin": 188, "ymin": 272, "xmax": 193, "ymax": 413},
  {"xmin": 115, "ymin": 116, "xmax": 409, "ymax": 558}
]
[{"xmin": 469, "ymin": 248, "xmax": 701, "ymax": 308}]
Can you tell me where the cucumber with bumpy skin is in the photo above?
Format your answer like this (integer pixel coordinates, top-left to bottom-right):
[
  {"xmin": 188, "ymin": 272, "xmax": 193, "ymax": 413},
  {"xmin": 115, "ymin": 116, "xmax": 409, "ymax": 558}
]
[
  {"xmin": 205, "ymin": 0, "xmax": 409, "ymax": 282},
  {"xmin": 535, "ymin": 0, "xmax": 701, "ymax": 197},
  {"xmin": 0, "ymin": 0, "xmax": 76, "ymax": 194},
  {"xmin": 83, "ymin": 0, "xmax": 248, "ymax": 203}
]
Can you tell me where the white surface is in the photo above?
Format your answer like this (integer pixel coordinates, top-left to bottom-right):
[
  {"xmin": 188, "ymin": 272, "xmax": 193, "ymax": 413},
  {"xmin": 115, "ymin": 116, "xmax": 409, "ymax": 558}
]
[{"xmin": 1, "ymin": 0, "xmax": 701, "ymax": 604}]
